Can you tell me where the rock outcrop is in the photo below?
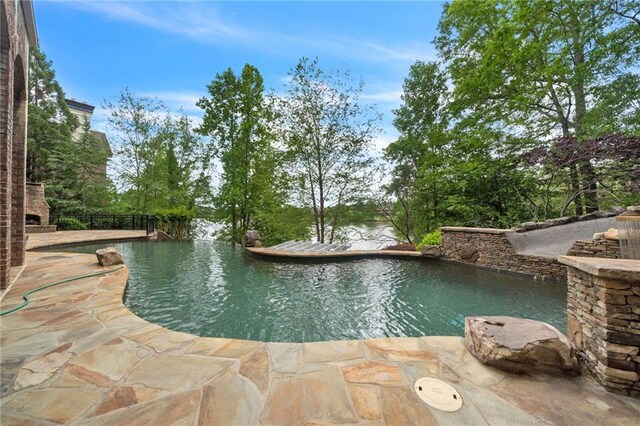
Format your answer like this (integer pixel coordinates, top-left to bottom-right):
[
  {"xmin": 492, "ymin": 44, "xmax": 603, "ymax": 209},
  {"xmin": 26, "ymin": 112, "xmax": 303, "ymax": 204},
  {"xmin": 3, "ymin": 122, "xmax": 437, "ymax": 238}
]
[
  {"xmin": 603, "ymin": 228, "xmax": 619, "ymax": 241},
  {"xmin": 96, "ymin": 247, "xmax": 125, "ymax": 266},
  {"xmin": 464, "ymin": 316, "xmax": 578, "ymax": 374},
  {"xmin": 420, "ymin": 245, "xmax": 442, "ymax": 258},
  {"xmin": 243, "ymin": 230, "xmax": 261, "ymax": 247}
]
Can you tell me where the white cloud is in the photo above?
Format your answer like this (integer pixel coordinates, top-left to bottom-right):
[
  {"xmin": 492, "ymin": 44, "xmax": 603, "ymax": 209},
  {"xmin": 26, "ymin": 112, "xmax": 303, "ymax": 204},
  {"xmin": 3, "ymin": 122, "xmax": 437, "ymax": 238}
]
[
  {"xmin": 371, "ymin": 132, "xmax": 398, "ymax": 155},
  {"xmin": 139, "ymin": 91, "xmax": 203, "ymax": 113},
  {"xmin": 64, "ymin": 1, "xmax": 435, "ymax": 65},
  {"xmin": 68, "ymin": 1, "xmax": 252, "ymax": 44},
  {"xmin": 361, "ymin": 90, "xmax": 403, "ymax": 103}
]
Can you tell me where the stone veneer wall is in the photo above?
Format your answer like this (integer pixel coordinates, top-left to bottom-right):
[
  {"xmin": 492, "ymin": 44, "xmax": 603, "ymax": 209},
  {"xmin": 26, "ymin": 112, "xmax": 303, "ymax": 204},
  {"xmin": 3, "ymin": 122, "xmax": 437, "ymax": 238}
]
[
  {"xmin": 440, "ymin": 227, "xmax": 566, "ymax": 280},
  {"xmin": 567, "ymin": 239, "xmax": 621, "ymax": 259},
  {"xmin": 25, "ymin": 225, "xmax": 57, "ymax": 234},
  {"xmin": 560, "ymin": 256, "xmax": 640, "ymax": 396},
  {"xmin": 25, "ymin": 183, "xmax": 50, "ymax": 225}
]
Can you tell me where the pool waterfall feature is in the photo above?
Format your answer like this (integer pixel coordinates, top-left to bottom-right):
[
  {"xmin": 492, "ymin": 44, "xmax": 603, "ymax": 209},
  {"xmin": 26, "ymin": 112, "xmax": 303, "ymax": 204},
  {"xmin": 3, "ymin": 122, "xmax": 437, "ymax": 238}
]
[
  {"xmin": 55, "ymin": 240, "xmax": 567, "ymax": 343},
  {"xmin": 617, "ymin": 207, "xmax": 640, "ymax": 260}
]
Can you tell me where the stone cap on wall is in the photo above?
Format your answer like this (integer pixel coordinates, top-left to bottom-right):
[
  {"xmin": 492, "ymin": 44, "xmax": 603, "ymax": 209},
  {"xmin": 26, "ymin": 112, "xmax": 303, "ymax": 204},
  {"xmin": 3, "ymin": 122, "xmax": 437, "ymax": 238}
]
[
  {"xmin": 558, "ymin": 256, "xmax": 640, "ymax": 282},
  {"xmin": 440, "ymin": 227, "xmax": 512, "ymax": 234}
]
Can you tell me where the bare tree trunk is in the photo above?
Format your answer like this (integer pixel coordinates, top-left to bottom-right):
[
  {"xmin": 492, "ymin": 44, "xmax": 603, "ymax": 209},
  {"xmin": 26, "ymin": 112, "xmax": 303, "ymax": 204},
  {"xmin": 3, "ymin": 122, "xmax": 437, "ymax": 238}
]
[
  {"xmin": 571, "ymin": 13, "xmax": 598, "ymax": 213},
  {"xmin": 231, "ymin": 207, "xmax": 238, "ymax": 244},
  {"xmin": 569, "ymin": 165, "xmax": 582, "ymax": 216}
]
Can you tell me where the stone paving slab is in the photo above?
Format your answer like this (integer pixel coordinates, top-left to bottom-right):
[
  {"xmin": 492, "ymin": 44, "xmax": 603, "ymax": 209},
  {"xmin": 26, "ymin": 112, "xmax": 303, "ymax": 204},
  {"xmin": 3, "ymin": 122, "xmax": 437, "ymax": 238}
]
[
  {"xmin": 1, "ymin": 251, "xmax": 639, "ymax": 425},
  {"xmin": 26, "ymin": 230, "xmax": 149, "ymax": 251}
]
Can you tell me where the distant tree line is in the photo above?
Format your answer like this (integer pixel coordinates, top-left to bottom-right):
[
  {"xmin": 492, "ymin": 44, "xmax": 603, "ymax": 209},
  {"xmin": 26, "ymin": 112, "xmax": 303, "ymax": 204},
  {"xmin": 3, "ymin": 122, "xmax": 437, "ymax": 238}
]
[{"xmin": 28, "ymin": 0, "xmax": 639, "ymax": 245}]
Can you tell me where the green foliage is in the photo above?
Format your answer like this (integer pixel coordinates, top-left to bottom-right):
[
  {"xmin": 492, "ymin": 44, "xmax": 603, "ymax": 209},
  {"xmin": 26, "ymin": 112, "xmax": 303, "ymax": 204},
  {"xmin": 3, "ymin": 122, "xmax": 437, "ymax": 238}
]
[
  {"xmin": 275, "ymin": 57, "xmax": 381, "ymax": 243},
  {"xmin": 417, "ymin": 229, "xmax": 441, "ymax": 249},
  {"xmin": 106, "ymin": 89, "xmax": 211, "ymax": 216},
  {"xmin": 197, "ymin": 64, "xmax": 277, "ymax": 243},
  {"xmin": 26, "ymin": 46, "xmax": 85, "ymax": 215},
  {"xmin": 27, "ymin": 46, "xmax": 78, "ymax": 185},
  {"xmin": 56, "ymin": 217, "xmax": 88, "ymax": 231},
  {"xmin": 155, "ymin": 207, "xmax": 197, "ymax": 240},
  {"xmin": 434, "ymin": 0, "xmax": 640, "ymax": 217},
  {"xmin": 332, "ymin": 200, "xmax": 380, "ymax": 225},
  {"xmin": 382, "ymin": 61, "xmax": 450, "ymax": 243},
  {"xmin": 251, "ymin": 205, "xmax": 313, "ymax": 247}
]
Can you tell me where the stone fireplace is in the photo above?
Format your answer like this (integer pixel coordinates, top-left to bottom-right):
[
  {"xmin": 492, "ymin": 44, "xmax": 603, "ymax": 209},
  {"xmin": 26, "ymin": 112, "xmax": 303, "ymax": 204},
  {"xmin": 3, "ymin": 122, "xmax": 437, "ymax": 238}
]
[{"xmin": 25, "ymin": 183, "xmax": 55, "ymax": 233}]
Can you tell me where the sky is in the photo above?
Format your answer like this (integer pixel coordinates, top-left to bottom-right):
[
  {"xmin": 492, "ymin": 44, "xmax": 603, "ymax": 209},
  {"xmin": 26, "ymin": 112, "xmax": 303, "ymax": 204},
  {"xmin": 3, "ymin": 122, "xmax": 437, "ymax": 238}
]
[{"xmin": 35, "ymin": 0, "xmax": 445, "ymax": 154}]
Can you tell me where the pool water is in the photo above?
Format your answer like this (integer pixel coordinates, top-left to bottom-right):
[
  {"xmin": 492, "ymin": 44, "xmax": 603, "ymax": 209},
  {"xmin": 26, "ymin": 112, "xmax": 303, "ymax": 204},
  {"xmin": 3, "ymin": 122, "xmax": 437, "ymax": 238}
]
[{"xmin": 57, "ymin": 240, "xmax": 567, "ymax": 342}]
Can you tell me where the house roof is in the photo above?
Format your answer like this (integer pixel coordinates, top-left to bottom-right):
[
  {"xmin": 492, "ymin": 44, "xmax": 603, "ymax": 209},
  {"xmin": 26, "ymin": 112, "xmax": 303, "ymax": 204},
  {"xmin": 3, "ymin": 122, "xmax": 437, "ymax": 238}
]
[
  {"xmin": 22, "ymin": 1, "xmax": 38, "ymax": 46},
  {"xmin": 66, "ymin": 99, "xmax": 95, "ymax": 114}
]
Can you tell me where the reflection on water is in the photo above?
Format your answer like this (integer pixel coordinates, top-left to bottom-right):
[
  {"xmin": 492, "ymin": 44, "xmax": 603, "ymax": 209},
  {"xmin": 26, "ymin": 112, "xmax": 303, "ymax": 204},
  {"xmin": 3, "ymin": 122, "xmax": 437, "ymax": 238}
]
[
  {"xmin": 193, "ymin": 219, "xmax": 400, "ymax": 250},
  {"xmin": 56, "ymin": 240, "xmax": 567, "ymax": 343}
]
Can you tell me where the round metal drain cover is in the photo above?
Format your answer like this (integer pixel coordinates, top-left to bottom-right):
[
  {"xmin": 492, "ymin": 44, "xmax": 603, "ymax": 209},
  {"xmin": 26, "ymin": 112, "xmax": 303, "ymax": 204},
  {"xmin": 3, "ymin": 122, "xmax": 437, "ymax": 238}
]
[{"xmin": 414, "ymin": 377, "xmax": 463, "ymax": 412}]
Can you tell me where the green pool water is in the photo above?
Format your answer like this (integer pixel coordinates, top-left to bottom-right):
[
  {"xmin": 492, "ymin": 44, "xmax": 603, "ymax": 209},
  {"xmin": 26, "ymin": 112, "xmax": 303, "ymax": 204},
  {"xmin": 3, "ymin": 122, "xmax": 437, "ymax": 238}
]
[{"xmin": 56, "ymin": 240, "xmax": 567, "ymax": 342}]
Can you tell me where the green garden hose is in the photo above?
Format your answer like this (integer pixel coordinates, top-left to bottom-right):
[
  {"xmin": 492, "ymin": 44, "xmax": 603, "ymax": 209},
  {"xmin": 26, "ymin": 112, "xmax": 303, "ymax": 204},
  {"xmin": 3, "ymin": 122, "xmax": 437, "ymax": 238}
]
[{"xmin": 0, "ymin": 266, "xmax": 125, "ymax": 317}]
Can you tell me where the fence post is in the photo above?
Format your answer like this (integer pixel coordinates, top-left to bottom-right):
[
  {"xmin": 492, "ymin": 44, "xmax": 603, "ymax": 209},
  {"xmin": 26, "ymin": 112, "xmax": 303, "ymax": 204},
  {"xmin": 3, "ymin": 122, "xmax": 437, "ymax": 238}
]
[
  {"xmin": 132, "ymin": 215, "xmax": 135, "ymax": 230},
  {"xmin": 90, "ymin": 215, "xmax": 93, "ymax": 230}
]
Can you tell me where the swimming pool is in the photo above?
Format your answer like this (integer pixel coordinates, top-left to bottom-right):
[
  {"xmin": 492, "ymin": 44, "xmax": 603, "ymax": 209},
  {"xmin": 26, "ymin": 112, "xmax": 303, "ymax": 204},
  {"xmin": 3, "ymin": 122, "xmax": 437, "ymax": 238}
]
[{"xmin": 56, "ymin": 240, "xmax": 567, "ymax": 342}]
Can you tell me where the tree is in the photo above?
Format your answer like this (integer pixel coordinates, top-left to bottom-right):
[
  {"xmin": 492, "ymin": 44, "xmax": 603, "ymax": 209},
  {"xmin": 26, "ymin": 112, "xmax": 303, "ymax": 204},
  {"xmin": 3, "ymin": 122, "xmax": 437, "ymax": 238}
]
[
  {"xmin": 26, "ymin": 46, "xmax": 82, "ymax": 213},
  {"xmin": 436, "ymin": 0, "xmax": 640, "ymax": 215},
  {"xmin": 160, "ymin": 114, "xmax": 211, "ymax": 210},
  {"xmin": 197, "ymin": 64, "xmax": 276, "ymax": 242},
  {"xmin": 276, "ymin": 58, "xmax": 381, "ymax": 243},
  {"xmin": 383, "ymin": 61, "xmax": 450, "ymax": 242},
  {"xmin": 73, "ymin": 117, "xmax": 110, "ymax": 209},
  {"xmin": 106, "ymin": 89, "xmax": 210, "ymax": 216},
  {"xmin": 105, "ymin": 89, "xmax": 166, "ymax": 213}
]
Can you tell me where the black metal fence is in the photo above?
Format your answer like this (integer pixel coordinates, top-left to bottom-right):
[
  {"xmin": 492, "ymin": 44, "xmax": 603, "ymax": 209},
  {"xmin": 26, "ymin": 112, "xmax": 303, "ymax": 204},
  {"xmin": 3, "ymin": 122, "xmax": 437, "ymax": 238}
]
[{"xmin": 51, "ymin": 214, "xmax": 156, "ymax": 235}]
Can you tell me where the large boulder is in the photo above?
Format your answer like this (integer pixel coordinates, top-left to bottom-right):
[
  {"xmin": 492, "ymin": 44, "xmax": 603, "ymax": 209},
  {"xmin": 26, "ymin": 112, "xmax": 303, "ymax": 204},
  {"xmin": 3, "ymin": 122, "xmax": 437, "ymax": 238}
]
[
  {"xmin": 243, "ymin": 230, "xmax": 261, "ymax": 247},
  {"xmin": 465, "ymin": 316, "xmax": 578, "ymax": 374},
  {"xmin": 96, "ymin": 247, "xmax": 124, "ymax": 266},
  {"xmin": 603, "ymin": 228, "xmax": 619, "ymax": 241}
]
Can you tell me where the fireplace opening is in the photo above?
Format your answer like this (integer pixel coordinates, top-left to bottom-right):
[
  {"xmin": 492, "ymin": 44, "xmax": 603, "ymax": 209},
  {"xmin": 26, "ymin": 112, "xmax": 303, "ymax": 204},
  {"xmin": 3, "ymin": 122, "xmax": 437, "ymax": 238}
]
[{"xmin": 26, "ymin": 214, "xmax": 41, "ymax": 226}]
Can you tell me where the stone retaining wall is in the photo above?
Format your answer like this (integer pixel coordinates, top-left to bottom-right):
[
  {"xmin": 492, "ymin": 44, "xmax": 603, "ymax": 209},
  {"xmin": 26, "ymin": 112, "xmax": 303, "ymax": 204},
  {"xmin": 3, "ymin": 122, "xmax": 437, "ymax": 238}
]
[
  {"xmin": 440, "ymin": 227, "xmax": 566, "ymax": 280},
  {"xmin": 25, "ymin": 225, "xmax": 56, "ymax": 234},
  {"xmin": 560, "ymin": 256, "xmax": 640, "ymax": 396},
  {"xmin": 567, "ymin": 239, "xmax": 621, "ymax": 259},
  {"xmin": 512, "ymin": 208, "xmax": 624, "ymax": 232}
]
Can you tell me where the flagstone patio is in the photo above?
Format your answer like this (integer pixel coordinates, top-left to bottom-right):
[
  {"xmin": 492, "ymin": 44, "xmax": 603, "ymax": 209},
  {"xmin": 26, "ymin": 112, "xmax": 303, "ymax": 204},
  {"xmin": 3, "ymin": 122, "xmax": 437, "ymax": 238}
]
[
  {"xmin": 26, "ymin": 229, "xmax": 149, "ymax": 251},
  {"xmin": 1, "ymin": 235, "xmax": 639, "ymax": 424}
]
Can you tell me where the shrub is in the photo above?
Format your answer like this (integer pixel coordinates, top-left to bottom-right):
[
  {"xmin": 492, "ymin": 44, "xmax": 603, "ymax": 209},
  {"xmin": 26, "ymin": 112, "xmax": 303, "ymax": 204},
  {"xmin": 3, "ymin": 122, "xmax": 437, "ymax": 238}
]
[
  {"xmin": 155, "ymin": 207, "xmax": 197, "ymax": 240},
  {"xmin": 57, "ymin": 217, "xmax": 88, "ymax": 231},
  {"xmin": 417, "ymin": 229, "xmax": 441, "ymax": 250}
]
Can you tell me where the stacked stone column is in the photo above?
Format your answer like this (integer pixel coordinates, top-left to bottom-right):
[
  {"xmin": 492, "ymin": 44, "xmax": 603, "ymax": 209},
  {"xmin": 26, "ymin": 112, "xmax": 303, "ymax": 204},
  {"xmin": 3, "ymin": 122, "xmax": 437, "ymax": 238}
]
[{"xmin": 560, "ymin": 256, "xmax": 640, "ymax": 396}]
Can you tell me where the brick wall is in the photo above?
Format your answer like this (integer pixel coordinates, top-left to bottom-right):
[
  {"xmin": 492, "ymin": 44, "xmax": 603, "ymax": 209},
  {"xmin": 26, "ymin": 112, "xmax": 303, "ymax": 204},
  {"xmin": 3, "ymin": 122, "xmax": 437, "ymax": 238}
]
[
  {"xmin": 0, "ymin": 1, "xmax": 31, "ymax": 289},
  {"xmin": 561, "ymin": 256, "xmax": 640, "ymax": 396},
  {"xmin": 441, "ymin": 227, "xmax": 567, "ymax": 280},
  {"xmin": 1, "ymin": 2, "xmax": 16, "ymax": 288},
  {"xmin": 568, "ymin": 239, "xmax": 621, "ymax": 259},
  {"xmin": 11, "ymin": 79, "xmax": 27, "ymax": 267}
]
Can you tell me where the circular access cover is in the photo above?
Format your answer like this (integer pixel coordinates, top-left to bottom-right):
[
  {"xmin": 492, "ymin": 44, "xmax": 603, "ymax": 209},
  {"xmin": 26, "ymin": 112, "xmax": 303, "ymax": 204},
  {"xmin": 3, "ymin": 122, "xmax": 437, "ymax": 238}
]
[{"xmin": 414, "ymin": 377, "xmax": 463, "ymax": 412}]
